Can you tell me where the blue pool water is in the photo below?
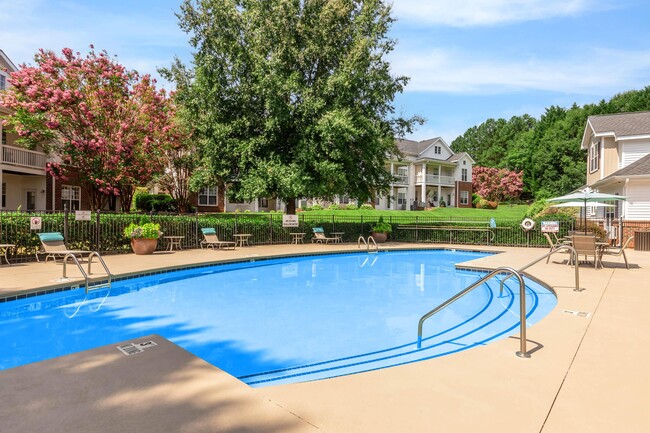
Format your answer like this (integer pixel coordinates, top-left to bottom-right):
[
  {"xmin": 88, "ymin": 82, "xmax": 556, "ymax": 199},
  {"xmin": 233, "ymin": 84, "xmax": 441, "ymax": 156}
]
[{"xmin": 0, "ymin": 250, "xmax": 556, "ymax": 386}]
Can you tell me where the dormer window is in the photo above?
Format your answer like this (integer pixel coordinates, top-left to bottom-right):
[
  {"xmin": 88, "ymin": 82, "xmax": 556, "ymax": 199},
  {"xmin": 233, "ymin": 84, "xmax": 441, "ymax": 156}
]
[
  {"xmin": 434, "ymin": 146, "xmax": 441, "ymax": 154},
  {"xmin": 463, "ymin": 160, "xmax": 466, "ymax": 165},
  {"xmin": 589, "ymin": 139, "xmax": 600, "ymax": 173}
]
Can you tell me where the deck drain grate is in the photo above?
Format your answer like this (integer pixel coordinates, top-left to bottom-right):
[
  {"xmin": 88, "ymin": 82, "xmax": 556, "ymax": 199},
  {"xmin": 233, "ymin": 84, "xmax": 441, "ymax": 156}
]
[
  {"xmin": 117, "ymin": 340, "xmax": 158, "ymax": 356},
  {"xmin": 563, "ymin": 309, "xmax": 591, "ymax": 318}
]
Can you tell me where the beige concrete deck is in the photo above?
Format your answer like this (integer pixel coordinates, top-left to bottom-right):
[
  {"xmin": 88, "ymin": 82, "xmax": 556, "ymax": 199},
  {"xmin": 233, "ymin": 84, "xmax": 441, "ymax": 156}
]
[{"xmin": 0, "ymin": 242, "xmax": 648, "ymax": 432}]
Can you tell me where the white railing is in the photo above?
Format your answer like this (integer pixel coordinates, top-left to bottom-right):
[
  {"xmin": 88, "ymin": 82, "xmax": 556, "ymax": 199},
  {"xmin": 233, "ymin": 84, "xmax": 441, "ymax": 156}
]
[
  {"xmin": 392, "ymin": 174, "xmax": 409, "ymax": 184},
  {"xmin": 416, "ymin": 174, "xmax": 455, "ymax": 186},
  {"xmin": 1, "ymin": 145, "xmax": 46, "ymax": 171}
]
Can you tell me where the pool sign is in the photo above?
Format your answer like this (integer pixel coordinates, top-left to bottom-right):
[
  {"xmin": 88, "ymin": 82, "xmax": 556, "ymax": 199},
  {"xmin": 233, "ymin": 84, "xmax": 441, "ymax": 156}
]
[
  {"xmin": 30, "ymin": 217, "xmax": 42, "ymax": 230},
  {"xmin": 282, "ymin": 214, "xmax": 299, "ymax": 227},
  {"xmin": 75, "ymin": 210, "xmax": 91, "ymax": 221},
  {"xmin": 541, "ymin": 221, "xmax": 559, "ymax": 233}
]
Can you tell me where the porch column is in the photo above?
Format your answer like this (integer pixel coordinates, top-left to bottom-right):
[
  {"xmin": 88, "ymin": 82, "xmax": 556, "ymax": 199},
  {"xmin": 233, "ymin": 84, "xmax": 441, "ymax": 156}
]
[
  {"xmin": 407, "ymin": 163, "xmax": 415, "ymax": 209},
  {"xmin": 420, "ymin": 163, "xmax": 427, "ymax": 203},
  {"xmin": 437, "ymin": 164, "xmax": 442, "ymax": 204}
]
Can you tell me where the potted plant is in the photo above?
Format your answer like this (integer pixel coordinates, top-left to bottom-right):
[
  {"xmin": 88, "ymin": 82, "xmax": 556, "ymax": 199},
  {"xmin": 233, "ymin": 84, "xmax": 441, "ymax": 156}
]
[
  {"xmin": 370, "ymin": 217, "xmax": 392, "ymax": 243},
  {"xmin": 123, "ymin": 222, "xmax": 162, "ymax": 255}
]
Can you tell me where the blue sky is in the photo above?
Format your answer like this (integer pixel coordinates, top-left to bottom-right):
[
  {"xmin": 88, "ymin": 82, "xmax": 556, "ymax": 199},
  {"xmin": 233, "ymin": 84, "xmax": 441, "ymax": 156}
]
[{"xmin": 2, "ymin": 0, "xmax": 650, "ymax": 143}]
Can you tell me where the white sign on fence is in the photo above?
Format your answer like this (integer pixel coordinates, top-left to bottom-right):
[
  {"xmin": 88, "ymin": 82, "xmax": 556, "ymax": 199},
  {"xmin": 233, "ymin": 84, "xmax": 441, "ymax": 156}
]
[
  {"xmin": 30, "ymin": 217, "xmax": 42, "ymax": 230},
  {"xmin": 75, "ymin": 210, "xmax": 91, "ymax": 221},
  {"xmin": 541, "ymin": 221, "xmax": 559, "ymax": 233},
  {"xmin": 282, "ymin": 214, "xmax": 299, "ymax": 228}
]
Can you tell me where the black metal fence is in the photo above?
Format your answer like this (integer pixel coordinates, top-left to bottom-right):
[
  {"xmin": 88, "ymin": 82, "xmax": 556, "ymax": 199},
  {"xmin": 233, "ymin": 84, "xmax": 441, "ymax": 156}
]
[{"xmin": 0, "ymin": 210, "xmax": 590, "ymax": 263}]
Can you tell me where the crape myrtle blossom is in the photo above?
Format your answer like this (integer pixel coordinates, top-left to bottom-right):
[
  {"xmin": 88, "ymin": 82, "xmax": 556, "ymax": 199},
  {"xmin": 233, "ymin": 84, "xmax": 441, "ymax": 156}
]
[
  {"xmin": 472, "ymin": 166, "xmax": 524, "ymax": 203},
  {"xmin": 0, "ymin": 46, "xmax": 175, "ymax": 211}
]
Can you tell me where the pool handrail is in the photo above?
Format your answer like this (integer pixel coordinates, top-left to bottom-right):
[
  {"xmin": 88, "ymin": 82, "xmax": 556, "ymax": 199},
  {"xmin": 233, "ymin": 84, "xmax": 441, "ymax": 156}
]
[
  {"xmin": 499, "ymin": 245, "xmax": 580, "ymax": 296},
  {"xmin": 417, "ymin": 266, "xmax": 530, "ymax": 358},
  {"xmin": 62, "ymin": 251, "xmax": 112, "ymax": 294},
  {"xmin": 357, "ymin": 236, "xmax": 378, "ymax": 253}
]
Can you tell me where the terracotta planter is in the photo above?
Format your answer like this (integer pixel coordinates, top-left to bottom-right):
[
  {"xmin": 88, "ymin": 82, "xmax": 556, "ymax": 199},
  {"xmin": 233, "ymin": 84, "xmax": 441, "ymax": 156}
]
[
  {"xmin": 131, "ymin": 238, "xmax": 158, "ymax": 255},
  {"xmin": 370, "ymin": 232, "xmax": 388, "ymax": 243}
]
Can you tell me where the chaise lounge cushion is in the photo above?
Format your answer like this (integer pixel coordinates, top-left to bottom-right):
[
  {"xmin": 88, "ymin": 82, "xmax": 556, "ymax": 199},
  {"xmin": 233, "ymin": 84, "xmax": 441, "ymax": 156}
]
[{"xmin": 38, "ymin": 233, "xmax": 64, "ymax": 242}]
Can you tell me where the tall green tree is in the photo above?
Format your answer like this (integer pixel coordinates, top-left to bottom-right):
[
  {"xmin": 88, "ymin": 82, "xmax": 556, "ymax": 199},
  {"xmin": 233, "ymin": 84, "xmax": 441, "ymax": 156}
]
[{"xmin": 167, "ymin": 0, "xmax": 419, "ymax": 213}]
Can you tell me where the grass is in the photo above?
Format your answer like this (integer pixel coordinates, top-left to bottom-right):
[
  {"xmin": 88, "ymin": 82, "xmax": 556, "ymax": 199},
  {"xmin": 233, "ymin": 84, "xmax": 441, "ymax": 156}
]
[{"xmin": 300, "ymin": 205, "xmax": 530, "ymax": 220}]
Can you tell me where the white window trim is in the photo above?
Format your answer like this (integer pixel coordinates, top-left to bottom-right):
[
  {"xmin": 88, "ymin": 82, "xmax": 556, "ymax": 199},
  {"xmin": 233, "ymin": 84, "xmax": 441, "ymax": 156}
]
[
  {"xmin": 199, "ymin": 186, "xmax": 219, "ymax": 206},
  {"xmin": 61, "ymin": 184, "xmax": 81, "ymax": 210}
]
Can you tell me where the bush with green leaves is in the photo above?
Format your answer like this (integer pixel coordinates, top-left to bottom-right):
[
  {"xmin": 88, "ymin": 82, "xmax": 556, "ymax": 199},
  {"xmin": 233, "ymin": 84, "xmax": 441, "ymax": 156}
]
[
  {"xmin": 328, "ymin": 203, "xmax": 341, "ymax": 210},
  {"xmin": 345, "ymin": 203, "xmax": 358, "ymax": 210},
  {"xmin": 135, "ymin": 194, "xmax": 177, "ymax": 212},
  {"xmin": 310, "ymin": 204, "xmax": 323, "ymax": 211},
  {"xmin": 123, "ymin": 222, "xmax": 162, "ymax": 239},
  {"xmin": 370, "ymin": 216, "xmax": 392, "ymax": 234},
  {"xmin": 359, "ymin": 203, "xmax": 374, "ymax": 210}
]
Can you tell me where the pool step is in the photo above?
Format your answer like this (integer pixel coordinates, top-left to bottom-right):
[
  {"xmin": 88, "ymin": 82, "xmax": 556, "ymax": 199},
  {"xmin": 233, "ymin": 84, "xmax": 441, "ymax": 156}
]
[{"xmin": 242, "ymin": 279, "xmax": 533, "ymax": 386}]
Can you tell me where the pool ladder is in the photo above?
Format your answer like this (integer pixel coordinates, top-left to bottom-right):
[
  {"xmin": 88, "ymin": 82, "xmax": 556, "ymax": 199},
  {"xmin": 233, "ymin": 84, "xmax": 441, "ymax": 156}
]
[
  {"xmin": 416, "ymin": 246, "xmax": 581, "ymax": 359},
  {"xmin": 62, "ymin": 251, "xmax": 113, "ymax": 293},
  {"xmin": 357, "ymin": 236, "xmax": 378, "ymax": 253}
]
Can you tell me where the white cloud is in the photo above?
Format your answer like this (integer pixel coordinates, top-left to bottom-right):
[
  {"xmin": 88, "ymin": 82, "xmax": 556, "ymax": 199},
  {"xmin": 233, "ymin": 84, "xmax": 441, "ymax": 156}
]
[
  {"xmin": 391, "ymin": 47, "xmax": 650, "ymax": 95},
  {"xmin": 390, "ymin": 0, "xmax": 592, "ymax": 26}
]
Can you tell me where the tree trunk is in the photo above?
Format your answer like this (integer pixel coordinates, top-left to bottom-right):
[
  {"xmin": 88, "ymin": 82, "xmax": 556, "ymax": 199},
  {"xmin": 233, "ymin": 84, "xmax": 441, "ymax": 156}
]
[{"xmin": 286, "ymin": 198, "xmax": 297, "ymax": 215}]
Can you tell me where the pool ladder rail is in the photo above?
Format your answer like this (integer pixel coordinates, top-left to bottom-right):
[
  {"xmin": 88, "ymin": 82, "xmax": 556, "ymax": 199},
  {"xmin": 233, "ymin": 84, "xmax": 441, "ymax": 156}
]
[
  {"xmin": 417, "ymin": 246, "xmax": 580, "ymax": 359},
  {"xmin": 357, "ymin": 236, "xmax": 378, "ymax": 253},
  {"xmin": 62, "ymin": 251, "xmax": 113, "ymax": 294}
]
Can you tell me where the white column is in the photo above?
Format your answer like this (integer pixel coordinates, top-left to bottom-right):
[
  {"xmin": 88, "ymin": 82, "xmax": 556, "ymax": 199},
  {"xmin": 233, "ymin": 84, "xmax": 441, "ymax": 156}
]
[
  {"xmin": 407, "ymin": 162, "xmax": 415, "ymax": 210},
  {"xmin": 437, "ymin": 164, "xmax": 442, "ymax": 205},
  {"xmin": 420, "ymin": 163, "xmax": 427, "ymax": 203}
]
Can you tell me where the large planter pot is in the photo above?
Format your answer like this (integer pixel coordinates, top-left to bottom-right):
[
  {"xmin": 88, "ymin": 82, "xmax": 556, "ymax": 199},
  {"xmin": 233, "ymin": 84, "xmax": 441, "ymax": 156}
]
[
  {"xmin": 131, "ymin": 238, "xmax": 158, "ymax": 255},
  {"xmin": 370, "ymin": 232, "xmax": 388, "ymax": 243}
]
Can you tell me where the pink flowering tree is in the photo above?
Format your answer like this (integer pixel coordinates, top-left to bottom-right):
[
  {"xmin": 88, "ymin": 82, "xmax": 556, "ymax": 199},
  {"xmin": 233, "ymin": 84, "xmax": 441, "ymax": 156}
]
[
  {"xmin": 0, "ymin": 47, "xmax": 171, "ymax": 211},
  {"xmin": 472, "ymin": 166, "xmax": 524, "ymax": 203}
]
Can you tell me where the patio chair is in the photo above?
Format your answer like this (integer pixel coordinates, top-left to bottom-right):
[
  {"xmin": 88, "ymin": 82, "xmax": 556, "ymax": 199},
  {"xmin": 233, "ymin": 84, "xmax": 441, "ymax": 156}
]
[
  {"xmin": 543, "ymin": 233, "xmax": 556, "ymax": 263},
  {"xmin": 200, "ymin": 228, "xmax": 236, "ymax": 250},
  {"xmin": 601, "ymin": 236, "xmax": 633, "ymax": 270},
  {"xmin": 311, "ymin": 227, "xmax": 337, "ymax": 244},
  {"xmin": 571, "ymin": 234, "xmax": 602, "ymax": 269},
  {"xmin": 36, "ymin": 232, "xmax": 92, "ymax": 263}
]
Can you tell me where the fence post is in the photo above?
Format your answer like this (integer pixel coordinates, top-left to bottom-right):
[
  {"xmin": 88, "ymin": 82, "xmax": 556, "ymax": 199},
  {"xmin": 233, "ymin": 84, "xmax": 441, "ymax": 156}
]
[
  {"xmin": 269, "ymin": 213, "xmax": 273, "ymax": 244},
  {"xmin": 96, "ymin": 209, "xmax": 101, "ymax": 252},
  {"xmin": 63, "ymin": 203, "xmax": 69, "ymax": 243},
  {"xmin": 332, "ymin": 214, "xmax": 335, "ymax": 233},
  {"xmin": 360, "ymin": 215, "xmax": 363, "ymax": 237},
  {"xmin": 415, "ymin": 216, "xmax": 419, "ymax": 243},
  {"xmin": 195, "ymin": 209, "xmax": 199, "ymax": 248}
]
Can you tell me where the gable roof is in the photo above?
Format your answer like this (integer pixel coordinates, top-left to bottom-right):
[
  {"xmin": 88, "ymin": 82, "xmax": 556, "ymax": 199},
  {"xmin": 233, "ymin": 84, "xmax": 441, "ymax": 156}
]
[
  {"xmin": 582, "ymin": 111, "xmax": 650, "ymax": 148},
  {"xmin": 447, "ymin": 152, "xmax": 475, "ymax": 163},
  {"xmin": 0, "ymin": 49, "xmax": 18, "ymax": 72}
]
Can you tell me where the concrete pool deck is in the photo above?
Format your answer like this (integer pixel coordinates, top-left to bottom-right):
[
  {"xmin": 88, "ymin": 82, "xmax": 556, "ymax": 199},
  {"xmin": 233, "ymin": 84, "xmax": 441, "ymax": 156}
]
[{"xmin": 0, "ymin": 243, "xmax": 648, "ymax": 432}]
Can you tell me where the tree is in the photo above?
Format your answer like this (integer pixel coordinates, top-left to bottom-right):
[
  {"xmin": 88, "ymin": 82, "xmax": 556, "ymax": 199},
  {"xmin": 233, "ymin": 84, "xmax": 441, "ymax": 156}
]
[
  {"xmin": 0, "ymin": 47, "xmax": 171, "ymax": 211},
  {"xmin": 472, "ymin": 166, "xmax": 523, "ymax": 203},
  {"xmin": 167, "ymin": 0, "xmax": 420, "ymax": 213}
]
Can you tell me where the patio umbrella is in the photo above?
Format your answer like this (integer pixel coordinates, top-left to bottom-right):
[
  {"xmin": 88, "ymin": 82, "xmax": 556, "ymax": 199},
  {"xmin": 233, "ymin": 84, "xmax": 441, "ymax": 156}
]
[{"xmin": 548, "ymin": 187, "xmax": 625, "ymax": 234}]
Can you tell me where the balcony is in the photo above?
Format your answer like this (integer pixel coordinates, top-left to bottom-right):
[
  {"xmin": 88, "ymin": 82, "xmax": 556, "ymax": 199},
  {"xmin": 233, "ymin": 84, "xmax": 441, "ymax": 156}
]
[
  {"xmin": 416, "ymin": 173, "xmax": 455, "ymax": 186},
  {"xmin": 392, "ymin": 173, "xmax": 409, "ymax": 184},
  {"xmin": 1, "ymin": 145, "xmax": 46, "ymax": 172}
]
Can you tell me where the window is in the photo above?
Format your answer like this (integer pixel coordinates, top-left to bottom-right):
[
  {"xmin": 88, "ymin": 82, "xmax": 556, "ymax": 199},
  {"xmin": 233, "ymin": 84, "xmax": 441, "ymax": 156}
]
[
  {"xmin": 397, "ymin": 192, "xmax": 406, "ymax": 206},
  {"xmin": 339, "ymin": 196, "xmax": 350, "ymax": 204},
  {"xmin": 258, "ymin": 197, "xmax": 268, "ymax": 208},
  {"xmin": 1, "ymin": 129, "xmax": 6, "ymax": 145},
  {"xmin": 1, "ymin": 182, "xmax": 5, "ymax": 208},
  {"xmin": 61, "ymin": 185, "xmax": 81, "ymax": 210},
  {"xmin": 460, "ymin": 191, "xmax": 469, "ymax": 205},
  {"xmin": 375, "ymin": 195, "xmax": 380, "ymax": 206},
  {"xmin": 461, "ymin": 168, "xmax": 468, "ymax": 182},
  {"xmin": 0, "ymin": 75, "xmax": 6, "ymax": 91},
  {"xmin": 589, "ymin": 140, "xmax": 600, "ymax": 172},
  {"xmin": 198, "ymin": 186, "xmax": 218, "ymax": 206},
  {"xmin": 463, "ymin": 160, "xmax": 466, "ymax": 165},
  {"xmin": 434, "ymin": 146, "xmax": 441, "ymax": 154}
]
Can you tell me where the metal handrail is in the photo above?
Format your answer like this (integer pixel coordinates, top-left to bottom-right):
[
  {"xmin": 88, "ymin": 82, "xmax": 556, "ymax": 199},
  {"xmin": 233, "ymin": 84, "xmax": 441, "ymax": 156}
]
[
  {"xmin": 499, "ymin": 245, "xmax": 580, "ymax": 296},
  {"xmin": 87, "ymin": 251, "xmax": 113, "ymax": 293},
  {"xmin": 417, "ymin": 266, "xmax": 530, "ymax": 358},
  {"xmin": 62, "ymin": 253, "xmax": 89, "ymax": 292},
  {"xmin": 357, "ymin": 236, "xmax": 378, "ymax": 253}
]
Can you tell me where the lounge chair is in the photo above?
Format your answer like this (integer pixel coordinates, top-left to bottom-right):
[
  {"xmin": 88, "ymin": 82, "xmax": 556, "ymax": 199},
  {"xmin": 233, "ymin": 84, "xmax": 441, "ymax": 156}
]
[
  {"xmin": 571, "ymin": 234, "xmax": 602, "ymax": 269},
  {"xmin": 601, "ymin": 236, "xmax": 633, "ymax": 270},
  {"xmin": 200, "ymin": 228, "xmax": 236, "ymax": 250},
  {"xmin": 311, "ymin": 227, "xmax": 338, "ymax": 244},
  {"xmin": 36, "ymin": 232, "xmax": 92, "ymax": 263}
]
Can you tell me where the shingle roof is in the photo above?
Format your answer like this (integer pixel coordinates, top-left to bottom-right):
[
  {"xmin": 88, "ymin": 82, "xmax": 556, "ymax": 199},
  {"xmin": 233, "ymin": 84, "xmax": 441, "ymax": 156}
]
[
  {"xmin": 447, "ymin": 152, "xmax": 467, "ymax": 162},
  {"xmin": 396, "ymin": 137, "xmax": 442, "ymax": 156},
  {"xmin": 604, "ymin": 153, "xmax": 650, "ymax": 178},
  {"xmin": 588, "ymin": 111, "xmax": 650, "ymax": 137}
]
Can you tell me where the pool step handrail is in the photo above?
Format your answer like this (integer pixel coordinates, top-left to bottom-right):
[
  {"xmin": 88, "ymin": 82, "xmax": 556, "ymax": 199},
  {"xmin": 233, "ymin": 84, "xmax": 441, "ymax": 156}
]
[
  {"xmin": 499, "ymin": 245, "xmax": 580, "ymax": 296},
  {"xmin": 417, "ymin": 266, "xmax": 530, "ymax": 358},
  {"xmin": 62, "ymin": 251, "xmax": 113, "ymax": 294},
  {"xmin": 357, "ymin": 236, "xmax": 379, "ymax": 253}
]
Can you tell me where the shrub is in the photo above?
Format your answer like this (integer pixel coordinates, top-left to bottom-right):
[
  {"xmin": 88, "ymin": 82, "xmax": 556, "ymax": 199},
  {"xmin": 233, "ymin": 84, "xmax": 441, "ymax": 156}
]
[
  {"xmin": 135, "ymin": 193, "xmax": 177, "ymax": 212},
  {"xmin": 123, "ymin": 222, "xmax": 162, "ymax": 239},
  {"xmin": 327, "ymin": 203, "xmax": 341, "ymax": 210},
  {"xmin": 346, "ymin": 203, "xmax": 358, "ymax": 210},
  {"xmin": 525, "ymin": 199, "xmax": 549, "ymax": 218},
  {"xmin": 310, "ymin": 204, "xmax": 323, "ymax": 211},
  {"xmin": 370, "ymin": 216, "xmax": 392, "ymax": 234},
  {"xmin": 472, "ymin": 193, "xmax": 481, "ymax": 208},
  {"xmin": 359, "ymin": 203, "xmax": 374, "ymax": 210},
  {"xmin": 476, "ymin": 199, "xmax": 498, "ymax": 210}
]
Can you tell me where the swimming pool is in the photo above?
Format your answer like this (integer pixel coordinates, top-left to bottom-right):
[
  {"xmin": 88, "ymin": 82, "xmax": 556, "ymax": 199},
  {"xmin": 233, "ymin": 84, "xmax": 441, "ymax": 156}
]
[{"xmin": 0, "ymin": 250, "xmax": 556, "ymax": 386}]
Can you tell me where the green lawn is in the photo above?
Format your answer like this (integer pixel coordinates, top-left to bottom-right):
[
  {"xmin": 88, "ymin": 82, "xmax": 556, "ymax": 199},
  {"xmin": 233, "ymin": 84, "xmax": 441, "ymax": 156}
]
[{"xmin": 301, "ymin": 205, "xmax": 529, "ymax": 219}]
